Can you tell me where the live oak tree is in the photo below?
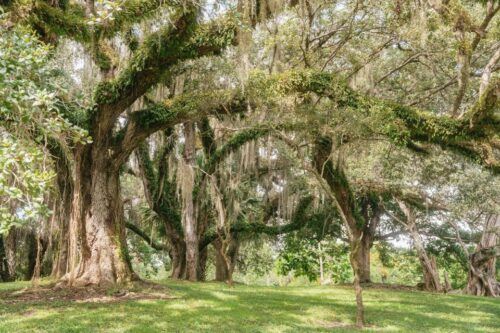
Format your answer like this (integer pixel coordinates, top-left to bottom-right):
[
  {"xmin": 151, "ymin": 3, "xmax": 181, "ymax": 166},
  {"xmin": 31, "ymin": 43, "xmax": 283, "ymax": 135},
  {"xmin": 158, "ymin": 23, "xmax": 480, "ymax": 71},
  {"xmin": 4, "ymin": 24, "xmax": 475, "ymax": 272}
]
[
  {"xmin": 2, "ymin": 0, "xmax": 246, "ymax": 286},
  {"xmin": 1, "ymin": 0, "xmax": 499, "ymax": 330}
]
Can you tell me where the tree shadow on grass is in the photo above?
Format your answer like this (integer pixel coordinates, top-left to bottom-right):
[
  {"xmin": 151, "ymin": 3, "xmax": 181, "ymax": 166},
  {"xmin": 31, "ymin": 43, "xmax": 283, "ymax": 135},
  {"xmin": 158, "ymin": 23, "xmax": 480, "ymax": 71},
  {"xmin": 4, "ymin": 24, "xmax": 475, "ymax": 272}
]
[{"xmin": 0, "ymin": 281, "xmax": 498, "ymax": 332}]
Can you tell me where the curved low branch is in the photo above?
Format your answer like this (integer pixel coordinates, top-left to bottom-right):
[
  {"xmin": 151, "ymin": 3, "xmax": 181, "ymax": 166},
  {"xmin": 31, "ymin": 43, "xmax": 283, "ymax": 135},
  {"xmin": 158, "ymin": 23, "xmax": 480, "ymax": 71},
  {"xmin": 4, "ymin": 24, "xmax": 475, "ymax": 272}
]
[
  {"xmin": 251, "ymin": 70, "xmax": 499, "ymax": 171},
  {"xmin": 125, "ymin": 221, "xmax": 169, "ymax": 251}
]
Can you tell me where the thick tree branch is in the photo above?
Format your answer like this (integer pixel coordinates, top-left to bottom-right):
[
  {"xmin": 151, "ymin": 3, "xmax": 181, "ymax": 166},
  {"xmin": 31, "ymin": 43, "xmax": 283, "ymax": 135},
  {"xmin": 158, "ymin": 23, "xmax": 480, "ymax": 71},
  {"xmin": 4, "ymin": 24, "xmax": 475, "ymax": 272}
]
[
  {"xmin": 125, "ymin": 221, "xmax": 169, "ymax": 251},
  {"xmin": 92, "ymin": 11, "xmax": 237, "ymax": 143},
  {"xmin": 112, "ymin": 89, "xmax": 246, "ymax": 167},
  {"xmin": 254, "ymin": 70, "xmax": 499, "ymax": 171},
  {"xmin": 28, "ymin": 0, "xmax": 174, "ymax": 44}
]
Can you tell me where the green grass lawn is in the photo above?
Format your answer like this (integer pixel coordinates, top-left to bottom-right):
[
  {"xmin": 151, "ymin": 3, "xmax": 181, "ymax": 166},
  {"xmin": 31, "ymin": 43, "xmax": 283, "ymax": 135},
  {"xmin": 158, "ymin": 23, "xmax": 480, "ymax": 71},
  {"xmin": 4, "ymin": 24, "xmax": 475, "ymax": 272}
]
[{"xmin": 0, "ymin": 280, "xmax": 499, "ymax": 332}]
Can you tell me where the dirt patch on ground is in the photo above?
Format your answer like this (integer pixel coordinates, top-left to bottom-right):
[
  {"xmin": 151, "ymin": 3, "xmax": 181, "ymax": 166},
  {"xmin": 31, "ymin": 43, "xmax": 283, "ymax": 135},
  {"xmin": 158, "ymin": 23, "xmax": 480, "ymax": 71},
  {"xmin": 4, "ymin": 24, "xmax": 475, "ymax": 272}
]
[{"xmin": 0, "ymin": 281, "xmax": 177, "ymax": 304}]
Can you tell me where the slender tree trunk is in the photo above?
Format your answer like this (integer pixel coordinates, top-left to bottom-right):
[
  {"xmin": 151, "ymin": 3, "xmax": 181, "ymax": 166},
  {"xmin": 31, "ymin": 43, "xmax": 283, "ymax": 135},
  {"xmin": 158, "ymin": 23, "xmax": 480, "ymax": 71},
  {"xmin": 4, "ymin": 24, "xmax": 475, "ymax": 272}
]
[
  {"xmin": 313, "ymin": 136, "xmax": 365, "ymax": 327},
  {"xmin": 170, "ymin": 241, "xmax": 187, "ymax": 279},
  {"xmin": 214, "ymin": 244, "xmax": 229, "ymax": 282},
  {"xmin": 198, "ymin": 247, "xmax": 208, "ymax": 281},
  {"xmin": 357, "ymin": 233, "xmax": 372, "ymax": 283},
  {"xmin": 318, "ymin": 242, "xmax": 324, "ymax": 284},
  {"xmin": 357, "ymin": 202, "xmax": 382, "ymax": 284},
  {"xmin": 5, "ymin": 228, "xmax": 16, "ymax": 279},
  {"xmin": 350, "ymin": 233, "xmax": 365, "ymax": 328},
  {"xmin": 63, "ymin": 146, "xmax": 134, "ymax": 286},
  {"xmin": 407, "ymin": 224, "xmax": 442, "ymax": 291},
  {"xmin": 25, "ymin": 230, "xmax": 37, "ymax": 281},
  {"xmin": 214, "ymin": 237, "xmax": 239, "ymax": 284},
  {"xmin": 409, "ymin": 230, "xmax": 442, "ymax": 292},
  {"xmin": 0, "ymin": 236, "xmax": 12, "ymax": 282},
  {"xmin": 181, "ymin": 123, "xmax": 199, "ymax": 282},
  {"xmin": 420, "ymin": 254, "xmax": 441, "ymax": 292},
  {"xmin": 465, "ymin": 214, "xmax": 499, "ymax": 297},
  {"xmin": 397, "ymin": 200, "xmax": 442, "ymax": 292},
  {"xmin": 31, "ymin": 235, "xmax": 47, "ymax": 283}
]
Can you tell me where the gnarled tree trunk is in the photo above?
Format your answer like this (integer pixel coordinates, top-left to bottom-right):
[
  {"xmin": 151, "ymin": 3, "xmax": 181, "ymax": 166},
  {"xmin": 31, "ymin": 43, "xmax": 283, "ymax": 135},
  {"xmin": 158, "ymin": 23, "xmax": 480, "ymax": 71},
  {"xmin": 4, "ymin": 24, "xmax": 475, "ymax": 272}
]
[
  {"xmin": 421, "ymin": 255, "xmax": 441, "ymax": 292},
  {"xmin": 465, "ymin": 214, "xmax": 499, "ymax": 297},
  {"xmin": 64, "ymin": 146, "xmax": 134, "ymax": 286}
]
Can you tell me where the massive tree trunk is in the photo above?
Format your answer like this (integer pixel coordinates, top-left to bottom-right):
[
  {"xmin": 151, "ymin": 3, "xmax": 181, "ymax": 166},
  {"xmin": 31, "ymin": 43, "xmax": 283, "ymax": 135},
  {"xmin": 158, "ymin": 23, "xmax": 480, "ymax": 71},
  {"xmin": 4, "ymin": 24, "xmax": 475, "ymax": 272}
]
[
  {"xmin": 465, "ymin": 214, "xmax": 499, "ymax": 297},
  {"xmin": 64, "ymin": 146, "xmax": 134, "ymax": 286}
]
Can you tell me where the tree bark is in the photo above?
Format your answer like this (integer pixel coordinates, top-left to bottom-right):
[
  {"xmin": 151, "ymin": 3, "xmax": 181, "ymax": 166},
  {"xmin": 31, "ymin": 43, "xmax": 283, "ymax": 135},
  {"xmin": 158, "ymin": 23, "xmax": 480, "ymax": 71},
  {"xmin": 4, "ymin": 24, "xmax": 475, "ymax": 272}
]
[
  {"xmin": 350, "ymin": 233, "xmax": 365, "ymax": 328},
  {"xmin": 25, "ymin": 230, "xmax": 37, "ymax": 281},
  {"xmin": 213, "ymin": 237, "xmax": 240, "ymax": 283},
  {"xmin": 214, "ymin": 243, "xmax": 229, "ymax": 282},
  {"xmin": 396, "ymin": 200, "xmax": 442, "ymax": 292},
  {"xmin": 357, "ymin": 232, "xmax": 372, "ymax": 283},
  {"xmin": 420, "ymin": 255, "xmax": 441, "ymax": 292},
  {"xmin": 0, "ymin": 235, "xmax": 13, "ymax": 282},
  {"xmin": 465, "ymin": 214, "xmax": 499, "ymax": 297},
  {"xmin": 181, "ymin": 122, "xmax": 199, "ymax": 282},
  {"xmin": 63, "ymin": 146, "xmax": 134, "ymax": 286},
  {"xmin": 170, "ymin": 240, "xmax": 187, "ymax": 279},
  {"xmin": 5, "ymin": 228, "xmax": 17, "ymax": 279},
  {"xmin": 31, "ymin": 234, "xmax": 47, "ymax": 283}
]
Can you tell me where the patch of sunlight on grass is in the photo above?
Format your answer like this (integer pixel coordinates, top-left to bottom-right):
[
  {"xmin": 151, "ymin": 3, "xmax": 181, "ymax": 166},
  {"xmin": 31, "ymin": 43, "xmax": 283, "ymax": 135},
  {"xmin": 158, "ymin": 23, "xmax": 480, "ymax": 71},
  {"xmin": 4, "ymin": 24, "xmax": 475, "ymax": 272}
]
[
  {"xmin": 210, "ymin": 290, "xmax": 238, "ymax": 300},
  {"xmin": 0, "ymin": 280, "xmax": 499, "ymax": 333},
  {"xmin": 261, "ymin": 323, "xmax": 295, "ymax": 333}
]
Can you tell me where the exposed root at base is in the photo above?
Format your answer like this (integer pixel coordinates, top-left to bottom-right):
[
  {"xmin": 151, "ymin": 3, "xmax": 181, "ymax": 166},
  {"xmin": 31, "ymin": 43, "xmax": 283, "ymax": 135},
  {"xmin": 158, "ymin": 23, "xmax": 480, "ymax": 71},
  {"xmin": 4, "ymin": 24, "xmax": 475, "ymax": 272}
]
[{"xmin": 0, "ymin": 281, "xmax": 177, "ymax": 304}]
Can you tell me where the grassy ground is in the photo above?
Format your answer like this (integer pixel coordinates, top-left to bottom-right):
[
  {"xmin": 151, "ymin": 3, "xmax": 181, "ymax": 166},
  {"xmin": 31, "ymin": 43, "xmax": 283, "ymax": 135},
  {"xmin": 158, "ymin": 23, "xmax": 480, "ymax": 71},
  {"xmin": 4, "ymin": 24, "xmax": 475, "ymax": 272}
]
[{"xmin": 0, "ymin": 280, "xmax": 499, "ymax": 332}]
